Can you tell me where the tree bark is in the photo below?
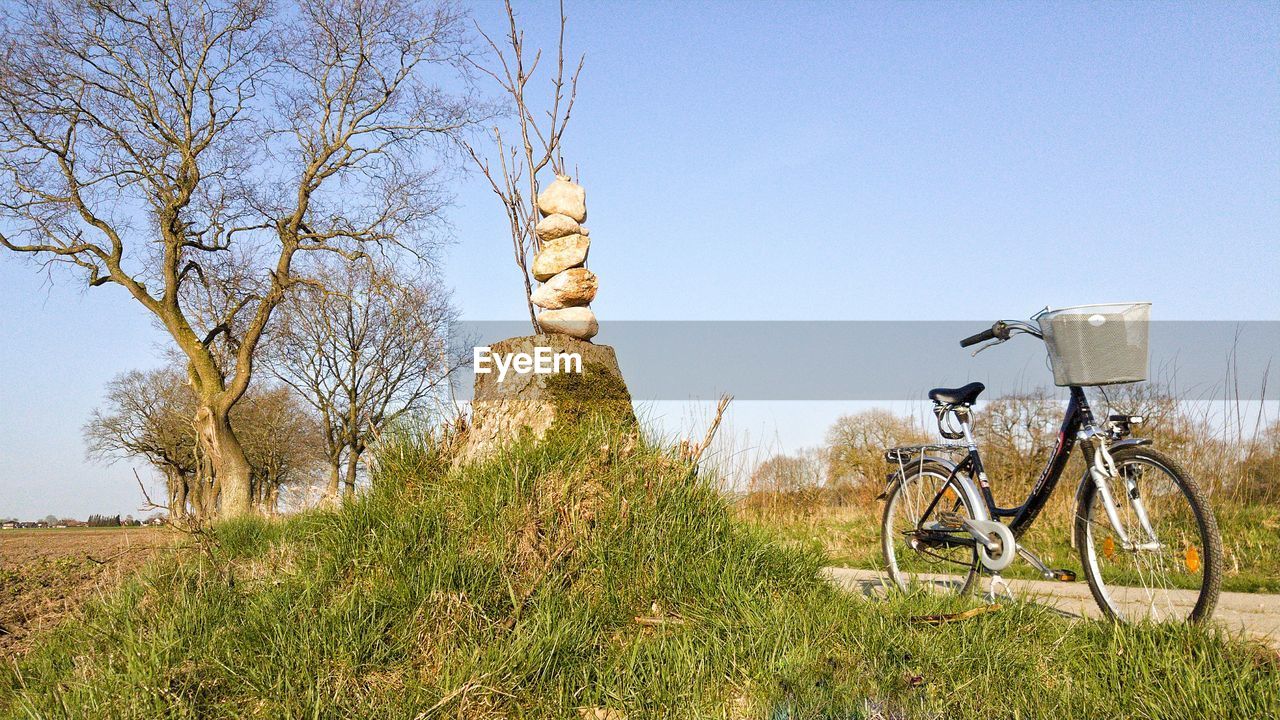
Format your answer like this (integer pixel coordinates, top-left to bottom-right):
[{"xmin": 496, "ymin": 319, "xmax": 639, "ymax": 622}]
[
  {"xmin": 164, "ymin": 467, "xmax": 191, "ymax": 521},
  {"xmin": 344, "ymin": 450, "xmax": 359, "ymax": 497},
  {"xmin": 164, "ymin": 467, "xmax": 181, "ymax": 519},
  {"xmin": 327, "ymin": 458, "xmax": 342, "ymax": 500},
  {"xmin": 194, "ymin": 403, "xmax": 255, "ymax": 519},
  {"xmin": 190, "ymin": 474, "xmax": 218, "ymax": 521},
  {"xmin": 175, "ymin": 474, "xmax": 190, "ymax": 521}
]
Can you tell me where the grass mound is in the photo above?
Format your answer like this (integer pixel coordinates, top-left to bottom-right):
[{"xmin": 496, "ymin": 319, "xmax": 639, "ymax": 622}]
[{"xmin": 3, "ymin": 421, "xmax": 1277, "ymax": 719}]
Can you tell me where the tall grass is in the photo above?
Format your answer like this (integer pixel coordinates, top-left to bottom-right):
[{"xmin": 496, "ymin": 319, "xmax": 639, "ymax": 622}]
[{"xmin": 2, "ymin": 419, "xmax": 1276, "ymax": 718}]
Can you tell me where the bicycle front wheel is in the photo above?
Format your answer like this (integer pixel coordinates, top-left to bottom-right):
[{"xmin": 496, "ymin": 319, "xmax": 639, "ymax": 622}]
[{"xmin": 1074, "ymin": 446, "xmax": 1222, "ymax": 623}]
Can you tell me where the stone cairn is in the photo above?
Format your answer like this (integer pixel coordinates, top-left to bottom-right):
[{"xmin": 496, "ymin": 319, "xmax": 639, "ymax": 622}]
[{"xmin": 530, "ymin": 175, "xmax": 598, "ymax": 340}]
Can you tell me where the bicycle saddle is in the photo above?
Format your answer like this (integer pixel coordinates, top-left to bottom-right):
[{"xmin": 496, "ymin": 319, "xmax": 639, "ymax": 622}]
[{"xmin": 928, "ymin": 382, "xmax": 985, "ymax": 406}]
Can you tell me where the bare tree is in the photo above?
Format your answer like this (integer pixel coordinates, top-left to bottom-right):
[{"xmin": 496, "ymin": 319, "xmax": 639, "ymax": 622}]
[
  {"xmin": 84, "ymin": 368, "xmax": 204, "ymax": 519},
  {"xmin": 462, "ymin": 0, "xmax": 583, "ymax": 330},
  {"xmin": 825, "ymin": 409, "xmax": 928, "ymax": 503},
  {"xmin": 86, "ymin": 367, "xmax": 327, "ymax": 518},
  {"xmin": 232, "ymin": 383, "xmax": 328, "ymax": 513},
  {"xmin": 269, "ymin": 258, "xmax": 457, "ymax": 498},
  {"xmin": 0, "ymin": 0, "xmax": 479, "ymax": 518},
  {"xmin": 743, "ymin": 449, "xmax": 829, "ymax": 515},
  {"xmin": 972, "ymin": 390, "xmax": 1064, "ymax": 500}
]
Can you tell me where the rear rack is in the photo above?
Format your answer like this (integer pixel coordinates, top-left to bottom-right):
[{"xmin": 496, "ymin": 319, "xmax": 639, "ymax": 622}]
[
  {"xmin": 884, "ymin": 444, "xmax": 969, "ymax": 464},
  {"xmin": 878, "ymin": 444, "xmax": 971, "ymax": 501},
  {"xmin": 883, "ymin": 444, "xmax": 970, "ymax": 487}
]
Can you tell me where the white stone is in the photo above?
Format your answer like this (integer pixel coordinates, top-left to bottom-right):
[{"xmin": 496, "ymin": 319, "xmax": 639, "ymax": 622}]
[
  {"xmin": 531, "ymin": 268, "xmax": 598, "ymax": 310},
  {"xmin": 535, "ymin": 213, "xmax": 581, "ymax": 242},
  {"xmin": 536, "ymin": 175, "xmax": 586, "ymax": 222},
  {"xmin": 532, "ymin": 234, "xmax": 589, "ymax": 281},
  {"xmin": 538, "ymin": 306, "xmax": 598, "ymax": 340}
]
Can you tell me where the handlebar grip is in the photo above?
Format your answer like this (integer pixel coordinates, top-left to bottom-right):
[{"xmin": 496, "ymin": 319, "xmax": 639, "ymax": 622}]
[{"xmin": 960, "ymin": 327, "xmax": 997, "ymax": 348}]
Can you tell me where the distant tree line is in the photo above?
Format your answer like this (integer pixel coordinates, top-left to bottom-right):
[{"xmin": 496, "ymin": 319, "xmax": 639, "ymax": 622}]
[
  {"xmin": 83, "ymin": 258, "xmax": 458, "ymax": 523},
  {"xmin": 85, "ymin": 515, "xmax": 145, "ymax": 528},
  {"xmin": 746, "ymin": 386, "xmax": 1280, "ymax": 516},
  {"xmin": 0, "ymin": 514, "xmax": 164, "ymax": 527}
]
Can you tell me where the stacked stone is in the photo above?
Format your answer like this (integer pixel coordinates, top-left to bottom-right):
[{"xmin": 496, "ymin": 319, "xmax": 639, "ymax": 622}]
[{"xmin": 530, "ymin": 175, "xmax": 599, "ymax": 340}]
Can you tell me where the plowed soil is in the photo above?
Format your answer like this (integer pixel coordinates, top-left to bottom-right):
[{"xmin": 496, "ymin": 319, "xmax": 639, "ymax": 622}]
[{"xmin": 0, "ymin": 528, "xmax": 167, "ymax": 658}]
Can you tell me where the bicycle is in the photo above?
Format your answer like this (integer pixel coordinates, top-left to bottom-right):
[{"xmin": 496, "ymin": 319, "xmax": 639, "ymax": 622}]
[{"xmin": 880, "ymin": 303, "xmax": 1222, "ymax": 623}]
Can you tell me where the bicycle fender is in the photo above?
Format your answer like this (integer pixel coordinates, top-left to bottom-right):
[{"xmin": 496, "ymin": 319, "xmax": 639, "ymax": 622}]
[
  {"xmin": 882, "ymin": 455, "xmax": 988, "ymax": 523},
  {"xmin": 882, "ymin": 454, "xmax": 956, "ymax": 497}
]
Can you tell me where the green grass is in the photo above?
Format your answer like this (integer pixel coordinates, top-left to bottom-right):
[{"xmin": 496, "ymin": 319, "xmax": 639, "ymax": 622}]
[
  {"xmin": 3, "ymin": 421, "xmax": 1276, "ymax": 719},
  {"xmin": 749, "ymin": 498, "xmax": 1280, "ymax": 594}
]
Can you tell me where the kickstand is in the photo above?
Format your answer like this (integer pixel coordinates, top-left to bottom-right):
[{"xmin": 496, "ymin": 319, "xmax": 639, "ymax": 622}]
[{"xmin": 986, "ymin": 574, "xmax": 1014, "ymax": 603}]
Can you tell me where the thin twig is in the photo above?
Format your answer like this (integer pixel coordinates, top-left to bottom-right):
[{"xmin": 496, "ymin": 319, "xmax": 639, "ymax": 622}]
[
  {"xmin": 690, "ymin": 394, "xmax": 734, "ymax": 466},
  {"xmin": 462, "ymin": 0, "xmax": 583, "ymax": 333}
]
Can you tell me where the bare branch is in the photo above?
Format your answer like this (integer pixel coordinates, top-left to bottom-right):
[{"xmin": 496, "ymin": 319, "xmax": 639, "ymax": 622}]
[{"xmin": 461, "ymin": 0, "xmax": 584, "ymax": 332}]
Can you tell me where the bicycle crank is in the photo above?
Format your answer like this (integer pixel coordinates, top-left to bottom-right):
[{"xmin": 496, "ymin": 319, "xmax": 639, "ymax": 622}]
[{"xmin": 960, "ymin": 518, "xmax": 1017, "ymax": 572}]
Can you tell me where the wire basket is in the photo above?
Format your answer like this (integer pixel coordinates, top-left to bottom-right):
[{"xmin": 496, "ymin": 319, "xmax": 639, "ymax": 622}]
[{"xmin": 1037, "ymin": 302, "xmax": 1151, "ymax": 387}]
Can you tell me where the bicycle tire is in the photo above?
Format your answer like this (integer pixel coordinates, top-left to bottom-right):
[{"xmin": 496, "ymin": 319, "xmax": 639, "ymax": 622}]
[
  {"xmin": 882, "ymin": 459, "xmax": 980, "ymax": 595},
  {"xmin": 1073, "ymin": 446, "xmax": 1222, "ymax": 623}
]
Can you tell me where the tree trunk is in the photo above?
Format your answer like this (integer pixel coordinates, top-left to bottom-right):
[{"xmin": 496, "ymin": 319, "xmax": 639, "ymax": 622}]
[
  {"xmin": 195, "ymin": 403, "xmax": 255, "ymax": 519},
  {"xmin": 175, "ymin": 473, "xmax": 190, "ymax": 520},
  {"xmin": 344, "ymin": 449, "xmax": 359, "ymax": 497},
  {"xmin": 195, "ymin": 476, "xmax": 218, "ymax": 520},
  {"xmin": 164, "ymin": 467, "xmax": 181, "ymax": 517},
  {"xmin": 187, "ymin": 472, "xmax": 204, "ymax": 520},
  {"xmin": 327, "ymin": 459, "xmax": 342, "ymax": 499},
  {"xmin": 164, "ymin": 467, "xmax": 190, "ymax": 521}
]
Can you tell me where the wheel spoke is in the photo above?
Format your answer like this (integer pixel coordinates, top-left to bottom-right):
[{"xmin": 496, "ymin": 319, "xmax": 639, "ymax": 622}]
[
  {"xmin": 1079, "ymin": 451, "xmax": 1217, "ymax": 623},
  {"xmin": 884, "ymin": 468, "xmax": 978, "ymax": 596}
]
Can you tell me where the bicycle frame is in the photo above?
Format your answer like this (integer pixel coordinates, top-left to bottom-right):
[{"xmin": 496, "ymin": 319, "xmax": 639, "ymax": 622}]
[
  {"xmin": 984, "ymin": 386, "xmax": 1087, "ymax": 536},
  {"xmin": 912, "ymin": 386, "xmax": 1151, "ymax": 544}
]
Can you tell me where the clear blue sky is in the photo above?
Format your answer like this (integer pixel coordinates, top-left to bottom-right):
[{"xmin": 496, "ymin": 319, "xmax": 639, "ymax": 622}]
[{"xmin": 2, "ymin": 0, "xmax": 1276, "ymax": 518}]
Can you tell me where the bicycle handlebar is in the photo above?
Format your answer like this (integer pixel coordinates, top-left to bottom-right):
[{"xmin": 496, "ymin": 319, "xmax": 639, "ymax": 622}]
[
  {"xmin": 960, "ymin": 320, "xmax": 1008, "ymax": 348},
  {"xmin": 959, "ymin": 327, "xmax": 997, "ymax": 348}
]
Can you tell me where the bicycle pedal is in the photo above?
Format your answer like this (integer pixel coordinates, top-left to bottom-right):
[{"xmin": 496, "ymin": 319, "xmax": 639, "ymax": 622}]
[{"xmin": 1051, "ymin": 569, "xmax": 1077, "ymax": 582}]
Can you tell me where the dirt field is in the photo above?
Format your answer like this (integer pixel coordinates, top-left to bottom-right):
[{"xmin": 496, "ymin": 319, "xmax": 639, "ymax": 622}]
[{"xmin": 0, "ymin": 528, "xmax": 168, "ymax": 658}]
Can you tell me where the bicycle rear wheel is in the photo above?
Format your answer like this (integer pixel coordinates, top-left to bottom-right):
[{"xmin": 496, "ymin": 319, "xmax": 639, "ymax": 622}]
[
  {"xmin": 1074, "ymin": 446, "xmax": 1222, "ymax": 623},
  {"xmin": 882, "ymin": 460, "xmax": 979, "ymax": 595}
]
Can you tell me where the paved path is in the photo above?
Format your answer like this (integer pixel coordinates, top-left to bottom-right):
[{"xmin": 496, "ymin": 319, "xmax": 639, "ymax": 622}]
[{"xmin": 823, "ymin": 567, "xmax": 1280, "ymax": 650}]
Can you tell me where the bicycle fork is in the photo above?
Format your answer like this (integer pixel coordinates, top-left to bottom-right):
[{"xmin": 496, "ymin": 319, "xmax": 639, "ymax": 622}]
[{"xmin": 1084, "ymin": 434, "xmax": 1162, "ymax": 551}]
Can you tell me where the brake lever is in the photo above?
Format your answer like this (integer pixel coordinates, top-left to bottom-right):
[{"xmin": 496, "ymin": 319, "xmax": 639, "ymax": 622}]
[{"xmin": 971, "ymin": 337, "xmax": 1005, "ymax": 357}]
